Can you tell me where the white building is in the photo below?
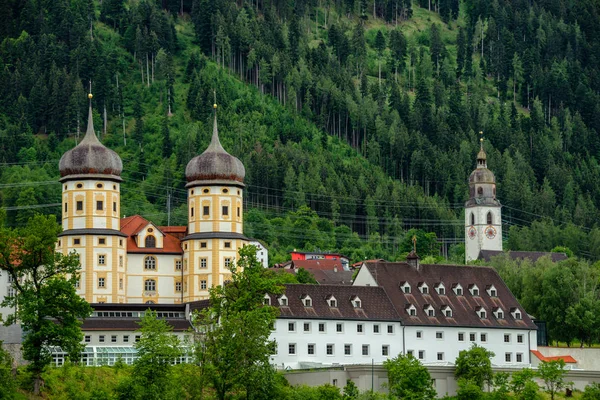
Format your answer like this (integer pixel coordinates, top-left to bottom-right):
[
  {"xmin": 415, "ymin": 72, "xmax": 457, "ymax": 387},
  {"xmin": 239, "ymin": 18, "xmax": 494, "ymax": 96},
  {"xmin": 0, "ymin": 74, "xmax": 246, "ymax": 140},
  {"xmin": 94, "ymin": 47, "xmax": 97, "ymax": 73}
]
[
  {"xmin": 248, "ymin": 239, "xmax": 269, "ymax": 268},
  {"xmin": 353, "ymin": 257, "xmax": 538, "ymax": 367}
]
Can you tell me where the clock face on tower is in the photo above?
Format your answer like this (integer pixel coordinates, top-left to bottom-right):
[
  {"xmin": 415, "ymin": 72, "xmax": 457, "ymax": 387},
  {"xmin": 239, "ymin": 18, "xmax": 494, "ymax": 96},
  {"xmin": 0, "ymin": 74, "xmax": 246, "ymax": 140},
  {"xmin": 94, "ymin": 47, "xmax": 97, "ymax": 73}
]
[
  {"xmin": 468, "ymin": 226, "xmax": 477, "ymax": 240},
  {"xmin": 485, "ymin": 226, "xmax": 497, "ymax": 239}
]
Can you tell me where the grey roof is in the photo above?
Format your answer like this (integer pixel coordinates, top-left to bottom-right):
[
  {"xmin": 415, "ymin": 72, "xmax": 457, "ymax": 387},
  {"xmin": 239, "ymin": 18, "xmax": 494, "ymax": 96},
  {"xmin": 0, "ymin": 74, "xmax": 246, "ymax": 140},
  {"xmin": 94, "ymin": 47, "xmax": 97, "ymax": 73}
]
[
  {"xmin": 185, "ymin": 113, "xmax": 245, "ymax": 187},
  {"xmin": 270, "ymin": 284, "xmax": 400, "ymax": 321},
  {"xmin": 479, "ymin": 250, "xmax": 568, "ymax": 263},
  {"xmin": 360, "ymin": 260, "xmax": 537, "ymax": 330},
  {"xmin": 59, "ymin": 103, "xmax": 122, "ymax": 181},
  {"xmin": 58, "ymin": 228, "xmax": 128, "ymax": 238}
]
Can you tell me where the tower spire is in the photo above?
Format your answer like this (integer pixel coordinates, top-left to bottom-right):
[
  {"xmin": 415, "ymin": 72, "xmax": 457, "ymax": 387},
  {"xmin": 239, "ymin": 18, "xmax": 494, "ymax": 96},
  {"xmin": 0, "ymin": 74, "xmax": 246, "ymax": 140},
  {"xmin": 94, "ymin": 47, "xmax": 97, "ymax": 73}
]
[
  {"xmin": 208, "ymin": 91, "xmax": 225, "ymax": 152},
  {"xmin": 83, "ymin": 83, "xmax": 99, "ymax": 143},
  {"xmin": 477, "ymin": 130, "xmax": 487, "ymax": 168}
]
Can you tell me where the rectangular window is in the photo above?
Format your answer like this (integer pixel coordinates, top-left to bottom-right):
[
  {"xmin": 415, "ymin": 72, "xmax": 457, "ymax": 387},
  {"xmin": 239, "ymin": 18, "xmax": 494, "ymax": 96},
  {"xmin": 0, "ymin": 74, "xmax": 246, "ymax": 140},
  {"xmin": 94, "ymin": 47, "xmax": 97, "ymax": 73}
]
[
  {"xmin": 237, "ymin": 207, "xmax": 240, "ymax": 217},
  {"xmin": 470, "ymin": 333, "xmax": 476, "ymax": 342},
  {"xmin": 222, "ymin": 206, "xmax": 229, "ymax": 216},
  {"xmin": 436, "ymin": 331, "xmax": 443, "ymax": 339},
  {"xmin": 200, "ymin": 258, "xmax": 207, "ymax": 268},
  {"xmin": 119, "ymin": 256, "xmax": 123, "ymax": 267},
  {"xmin": 98, "ymin": 277, "xmax": 105, "ymax": 288},
  {"xmin": 373, "ymin": 324, "xmax": 380, "ymax": 333},
  {"xmin": 418, "ymin": 350, "xmax": 425, "ymax": 360},
  {"xmin": 175, "ymin": 260, "xmax": 182, "ymax": 270},
  {"xmin": 288, "ymin": 344, "xmax": 296, "ymax": 355},
  {"xmin": 123, "ymin": 335, "xmax": 129, "ymax": 343},
  {"xmin": 191, "ymin": 207, "xmax": 194, "ymax": 217},
  {"xmin": 99, "ymin": 238, "xmax": 106, "ymax": 245},
  {"xmin": 224, "ymin": 242, "xmax": 231, "ymax": 248},
  {"xmin": 64, "ymin": 203, "xmax": 68, "ymax": 212},
  {"xmin": 74, "ymin": 238, "xmax": 81, "ymax": 245},
  {"xmin": 113, "ymin": 202, "xmax": 116, "ymax": 212},
  {"xmin": 437, "ymin": 352, "xmax": 444, "ymax": 361},
  {"xmin": 175, "ymin": 282, "xmax": 182, "ymax": 292},
  {"xmin": 336, "ymin": 323, "xmax": 343, "ymax": 333},
  {"xmin": 344, "ymin": 344, "xmax": 351, "ymax": 355},
  {"xmin": 480, "ymin": 333, "xmax": 487, "ymax": 342},
  {"xmin": 387, "ymin": 325, "xmax": 394, "ymax": 334},
  {"xmin": 517, "ymin": 334, "xmax": 524, "ymax": 343},
  {"xmin": 362, "ymin": 345, "xmax": 369, "ymax": 356},
  {"xmin": 119, "ymin": 239, "xmax": 123, "ymax": 246},
  {"xmin": 319, "ymin": 323, "xmax": 325, "ymax": 332},
  {"xmin": 357, "ymin": 324, "xmax": 364, "ymax": 333},
  {"xmin": 98, "ymin": 255, "xmax": 105, "ymax": 265},
  {"xmin": 304, "ymin": 323, "xmax": 310, "ymax": 332},
  {"xmin": 224, "ymin": 258, "xmax": 232, "ymax": 268},
  {"xmin": 407, "ymin": 350, "xmax": 414, "ymax": 357},
  {"xmin": 119, "ymin": 278, "xmax": 123, "ymax": 289},
  {"xmin": 75, "ymin": 279, "xmax": 80, "ymax": 289},
  {"xmin": 382, "ymin": 345, "xmax": 389, "ymax": 356},
  {"xmin": 288, "ymin": 322, "xmax": 295, "ymax": 332},
  {"xmin": 200, "ymin": 280, "xmax": 207, "ymax": 290},
  {"xmin": 458, "ymin": 332, "xmax": 465, "ymax": 341},
  {"xmin": 96, "ymin": 200, "xmax": 103, "ymax": 211},
  {"xmin": 327, "ymin": 344, "xmax": 334, "ymax": 355},
  {"xmin": 203, "ymin": 206, "xmax": 209, "ymax": 216},
  {"xmin": 416, "ymin": 331, "xmax": 423, "ymax": 339},
  {"xmin": 99, "ymin": 335, "xmax": 105, "ymax": 343},
  {"xmin": 307, "ymin": 344, "xmax": 315, "ymax": 355},
  {"xmin": 504, "ymin": 334, "xmax": 511, "ymax": 343},
  {"xmin": 200, "ymin": 242, "xmax": 207, "ymax": 248},
  {"xmin": 84, "ymin": 335, "xmax": 91, "ymax": 343},
  {"xmin": 76, "ymin": 201, "xmax": 83, "ymax": 211},
  {"xmin": 516, "ymin": 353, "xmax": 523, "ymax": 362},
  {"xmin": 505, "ymin": 353, "xmax": 512, "ymax": 362},
  {"xmin": 111, "ymin": 335, "xmax": 117, "ymax": 343},
  {"xmin": 135, "ymin": 335, "xmax": 141, "ymax": 343}
]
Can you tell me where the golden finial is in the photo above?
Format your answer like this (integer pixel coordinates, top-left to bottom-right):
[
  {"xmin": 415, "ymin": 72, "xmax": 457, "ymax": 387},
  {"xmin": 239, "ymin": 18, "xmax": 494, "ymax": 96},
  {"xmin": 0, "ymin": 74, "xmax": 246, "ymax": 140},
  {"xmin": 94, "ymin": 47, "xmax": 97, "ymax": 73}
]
[
  {"xmin": 213, "ymin": 103, "xmax": 217, "ymax": 109},
  {"xmin": 412, "ymin": 235, "xmax": 417, "ymax": 253},
  {"xmin": 88, "ymin": 93, "xmax": 93, "ymax": 99}
]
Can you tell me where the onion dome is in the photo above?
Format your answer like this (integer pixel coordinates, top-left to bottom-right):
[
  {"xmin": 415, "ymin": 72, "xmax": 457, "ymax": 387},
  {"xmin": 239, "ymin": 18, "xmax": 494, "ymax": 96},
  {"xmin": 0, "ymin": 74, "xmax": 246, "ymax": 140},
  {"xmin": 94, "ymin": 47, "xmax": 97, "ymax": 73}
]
[
  {"xmin": 185, "ymin": 108, "xmax": 245, "ymax": 187},
  {"xmin": 59, "ymin": 96, "xmax": 122, "ymax": 182},
  {"xmin": 466, "ymin": 139, "xmax": 500, "ymax": 207}
]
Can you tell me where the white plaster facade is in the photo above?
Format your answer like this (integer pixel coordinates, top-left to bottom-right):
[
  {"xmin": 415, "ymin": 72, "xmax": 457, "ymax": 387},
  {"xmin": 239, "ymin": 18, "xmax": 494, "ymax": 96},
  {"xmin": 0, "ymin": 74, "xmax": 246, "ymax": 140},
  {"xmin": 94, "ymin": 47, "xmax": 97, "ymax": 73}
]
[
  {"xmin": 465, "ymin": 206, "xmax": 502, "ymax": 262},
  {"xmin": 249, "ymin": 240, "xmax": 269, "ymax": 268}
]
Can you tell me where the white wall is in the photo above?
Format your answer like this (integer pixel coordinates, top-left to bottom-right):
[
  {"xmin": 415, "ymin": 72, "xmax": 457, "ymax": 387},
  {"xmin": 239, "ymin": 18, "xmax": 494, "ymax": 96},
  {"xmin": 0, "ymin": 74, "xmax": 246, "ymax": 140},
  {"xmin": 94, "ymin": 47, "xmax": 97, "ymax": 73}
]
[
  {"xmin": 404, "ymin": 326, "xmax": 535, "ymax": 366},
  {"xmin": 352, "ymin": 265, "xmax": 378, "ymax": 287},
  {"xmin": 249, "ymin": 241, "xmax": 268, "ymax": 268},
  {"xmin": 271, "ymin": 318, "xmax": 402, "ymax": 369}
]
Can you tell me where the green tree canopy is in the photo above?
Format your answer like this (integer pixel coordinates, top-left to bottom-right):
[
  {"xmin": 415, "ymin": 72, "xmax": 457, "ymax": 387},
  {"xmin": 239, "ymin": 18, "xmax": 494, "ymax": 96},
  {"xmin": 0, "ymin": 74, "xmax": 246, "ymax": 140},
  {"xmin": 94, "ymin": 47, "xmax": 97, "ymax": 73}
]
[
  {"xmin": 454, "ymin": 344, "xmax": 494, "ymax": 389},
  {"xmin": 384, "ymin": 353, "xmax": 436, "ymax": 399}
]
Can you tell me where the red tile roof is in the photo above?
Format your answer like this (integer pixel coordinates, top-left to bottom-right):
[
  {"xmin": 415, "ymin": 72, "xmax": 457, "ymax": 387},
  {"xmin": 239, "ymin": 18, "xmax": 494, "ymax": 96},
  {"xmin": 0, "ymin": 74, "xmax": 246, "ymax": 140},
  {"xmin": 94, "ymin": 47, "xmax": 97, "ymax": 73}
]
[
  {"xmin": 360, "ymin": 260, "xmax": 537, "ymax": 330},
  {"xmin": 290, "ymin": 259, "xmax": 344, "ymax": 270},
  {"xmin": 120, "ymin": 216, "xmax": 183, "ymax": 255},
  {"xmin": 531, "ymin": 350, "xmax": 577, "ymax": 363}
]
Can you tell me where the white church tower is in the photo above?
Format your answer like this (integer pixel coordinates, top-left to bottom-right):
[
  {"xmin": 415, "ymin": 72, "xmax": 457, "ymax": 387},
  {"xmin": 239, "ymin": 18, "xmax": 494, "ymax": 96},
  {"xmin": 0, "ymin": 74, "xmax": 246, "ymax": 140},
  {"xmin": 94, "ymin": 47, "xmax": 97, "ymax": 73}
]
[{"xmin": 465, "ymin": 136, "xmax": 502, "ymax": 262}]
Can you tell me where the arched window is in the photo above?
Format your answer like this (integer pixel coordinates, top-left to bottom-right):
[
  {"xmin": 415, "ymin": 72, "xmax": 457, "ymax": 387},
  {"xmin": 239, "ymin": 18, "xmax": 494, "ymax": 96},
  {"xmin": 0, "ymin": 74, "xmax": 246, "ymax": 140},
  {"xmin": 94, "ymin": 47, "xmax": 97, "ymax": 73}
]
[
  {"xmin": 144, "ymin": 256, "xmax": 157, "ymax": 270},
  {"xmin": 487, "ymin": 212, "xmax": 493, "ymax": 225},
  {"xmin": 145, "ymin": 300, "xmax": 155, "ymax": 304},
  {"xmin": 470, "ymin": 213, "xmax": 475, "ymax": 225},
  {"xmin": 145, "ymin": 235, "xmax": 156, "ymax": 248},
  {"xmin": 144, "ymin": 279, "xmax": 156, "ymax": 291}
]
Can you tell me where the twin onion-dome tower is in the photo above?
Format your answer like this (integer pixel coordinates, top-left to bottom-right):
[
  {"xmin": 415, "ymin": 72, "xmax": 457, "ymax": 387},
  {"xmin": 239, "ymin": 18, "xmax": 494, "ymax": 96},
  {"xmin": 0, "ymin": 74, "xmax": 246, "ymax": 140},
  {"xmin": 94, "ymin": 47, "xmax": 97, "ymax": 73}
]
[
  {"xmin": 464, "ymin": 134, "xmax": 502, "ymax": 262},
  {"xmin": 58, "ymin": 95, "xmax": 247, "ymax": 303}
]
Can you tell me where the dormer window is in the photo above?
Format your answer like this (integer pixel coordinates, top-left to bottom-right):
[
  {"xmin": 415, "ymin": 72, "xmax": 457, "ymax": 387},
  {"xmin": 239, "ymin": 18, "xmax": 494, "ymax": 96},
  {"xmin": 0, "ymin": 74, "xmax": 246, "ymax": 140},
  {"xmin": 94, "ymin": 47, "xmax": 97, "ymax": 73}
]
[
  {"xmin": 418, "ymin": 283, "xmax": 429, "ymax": 294},
  {"xmin": 406, "ymin": 304, "xmax": 417, "ymax": 316},
  {"xmin": 263, "ymin": 294, "xmax": 271, "ymax": 306},
  {"xmin": 453, "ymin": 284, "xmax": 463, "ymax": 296},
  {"xmin": 424, "ymin": 305, "xmax": 435, "ymax": 317},
  {"xmin": 435, "ymin": 283, "xmax": 446, "ymax": 295},
  {"xmin": 326, "ymin": 296, "xmax": 338, "ymax": 308},
  {"xmin": 476, "ymin": 307, "xmax": 487, "ymax": 319},
  {"xmin": 511, "ymin": 308, "xmax": 522, "ymax": 320},
  {"xmin": 494, "ymin": 307, "xmax": 504, "ymax": 319},
  {"xmin": 487, "ymin": 285, "xmax": 497, "ymax": 297},
  {"xmin": 278, "ymin": 295, "xmax": 288, "ymax": 306},
  {"xmin": 469, "ymin": 284, "xmax": 480, "ymax": 296},
  {"xmin": 442, "ymin": 306, "xmax": 452, "ymax": 318},
  {"xmin": 400, "ymin": 282, "xmax": 411, "ymax": 294},
  {"xmin": 351, "ymin": 296, "xmax": 362, "ymax": 308},
  {"xmin": 301, "ymin": 295, "xmax": 312, "ymax": 307},
  {"xmin": 145, "ymin": 235, "xmax": 156, "ymax": 248}
]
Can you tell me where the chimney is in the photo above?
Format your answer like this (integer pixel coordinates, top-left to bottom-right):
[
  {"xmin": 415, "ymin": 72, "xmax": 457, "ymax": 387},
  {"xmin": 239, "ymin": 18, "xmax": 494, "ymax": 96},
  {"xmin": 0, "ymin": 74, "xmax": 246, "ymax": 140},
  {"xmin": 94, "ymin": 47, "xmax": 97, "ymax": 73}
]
[
  {"xmin": 407, "ymin": 250, "xmax": 420, "ymax": 270},
  {"xmin": 333, "ymin": 265, "xmax": 338, "ymax": 273}
]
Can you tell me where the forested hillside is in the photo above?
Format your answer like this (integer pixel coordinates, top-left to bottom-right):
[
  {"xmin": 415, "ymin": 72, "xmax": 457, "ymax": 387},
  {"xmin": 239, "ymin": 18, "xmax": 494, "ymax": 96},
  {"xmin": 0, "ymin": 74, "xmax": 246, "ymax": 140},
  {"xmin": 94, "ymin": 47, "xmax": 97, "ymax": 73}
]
[{"xmin": 1, "ymin": 0, "xmax": 600, "ymax": 263}]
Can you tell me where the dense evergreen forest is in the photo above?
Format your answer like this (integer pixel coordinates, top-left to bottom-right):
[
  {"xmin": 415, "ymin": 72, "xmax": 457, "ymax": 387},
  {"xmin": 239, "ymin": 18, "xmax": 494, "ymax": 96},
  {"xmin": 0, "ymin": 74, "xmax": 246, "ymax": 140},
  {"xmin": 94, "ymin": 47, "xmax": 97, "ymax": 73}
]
[{"xmin": 1, "ymin": 0, "xmax": 600, "ymax": 263}]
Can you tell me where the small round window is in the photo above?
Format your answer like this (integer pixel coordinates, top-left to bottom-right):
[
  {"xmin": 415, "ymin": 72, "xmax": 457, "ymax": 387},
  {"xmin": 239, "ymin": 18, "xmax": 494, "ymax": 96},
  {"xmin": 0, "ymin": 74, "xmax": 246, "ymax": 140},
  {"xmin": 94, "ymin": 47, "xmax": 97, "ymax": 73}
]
[
  {"xmin": 223, "ymin": 188, "xmax": 229, "ymax": 194},
  {"xmin": 97, "ymin": 183, "xmax": 103, "ymax": 188},
  {"xmin": 76, "ymin": 183, "xmax": 83, "ymax": 189},
  {"xmin": 148, "ymin": 228, "xmax": 153, "ymax": 233},
  {"xmin": 203, "ymin": 189, "xmax": 209, "ymax": 194}
]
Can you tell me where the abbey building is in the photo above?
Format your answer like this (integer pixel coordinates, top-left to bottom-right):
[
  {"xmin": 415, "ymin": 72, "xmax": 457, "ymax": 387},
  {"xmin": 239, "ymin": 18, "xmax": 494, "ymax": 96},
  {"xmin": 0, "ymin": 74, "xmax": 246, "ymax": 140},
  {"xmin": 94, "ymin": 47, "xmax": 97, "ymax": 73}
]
[{"xmin": 56, "ymin": 99, "xmax": 252, "ymax": 304}]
